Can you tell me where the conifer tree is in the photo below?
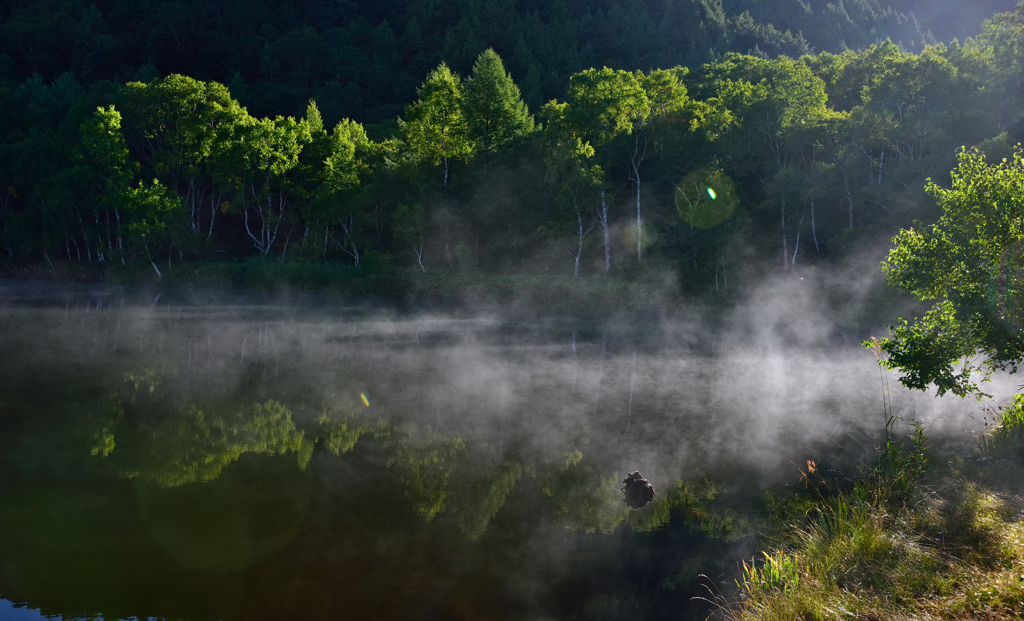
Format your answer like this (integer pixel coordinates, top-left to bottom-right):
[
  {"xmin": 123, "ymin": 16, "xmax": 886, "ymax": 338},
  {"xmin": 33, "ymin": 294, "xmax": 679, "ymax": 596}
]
[{"xmin": 463, "ymin": 49, "xmax": 535, "ymax": 161}]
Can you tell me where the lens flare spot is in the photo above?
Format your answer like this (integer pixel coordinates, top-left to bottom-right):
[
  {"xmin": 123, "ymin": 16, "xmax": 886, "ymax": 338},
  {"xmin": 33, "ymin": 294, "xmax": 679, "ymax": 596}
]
[
  {"xmin": 674, "ymin": 169, "xmax": 737, "ymax": 229},
  {"xmin": 360, "ymin": 393, "xmax": 370, "ymax": 407}
]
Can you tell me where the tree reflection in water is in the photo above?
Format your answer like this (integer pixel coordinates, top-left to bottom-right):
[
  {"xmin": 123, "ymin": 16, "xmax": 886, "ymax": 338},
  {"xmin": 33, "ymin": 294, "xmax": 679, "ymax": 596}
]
[{"xmin": 0, "ymin": 307, "xmax": 746, "ymax": 621}]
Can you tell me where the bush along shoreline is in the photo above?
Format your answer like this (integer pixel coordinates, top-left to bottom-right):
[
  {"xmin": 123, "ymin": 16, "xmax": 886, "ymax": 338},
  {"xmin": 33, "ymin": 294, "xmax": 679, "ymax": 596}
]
[{"xmin": 724, "ymin": 396, "xmax": 1024, "ymax": 621}]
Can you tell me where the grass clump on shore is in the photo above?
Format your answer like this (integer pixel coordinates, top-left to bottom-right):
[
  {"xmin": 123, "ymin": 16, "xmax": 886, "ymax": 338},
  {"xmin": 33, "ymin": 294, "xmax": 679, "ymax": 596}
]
[{"xmin": 726, "ymin": 398, "xmax": 1024, "ymax": 621}]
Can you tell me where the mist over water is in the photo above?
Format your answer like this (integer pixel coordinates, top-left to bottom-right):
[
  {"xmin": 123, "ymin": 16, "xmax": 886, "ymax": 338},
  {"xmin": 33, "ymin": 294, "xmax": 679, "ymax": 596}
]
[{"xmin": 0, "ymin": 269, "xmax": 1014, "ymax": 621}]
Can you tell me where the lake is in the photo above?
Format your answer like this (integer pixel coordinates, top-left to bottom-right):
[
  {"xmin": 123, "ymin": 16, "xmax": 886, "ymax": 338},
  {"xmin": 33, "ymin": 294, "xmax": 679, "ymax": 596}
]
[{"xmin": 0, "ymin": 293, "xmax": 1004, "ymax": 620}]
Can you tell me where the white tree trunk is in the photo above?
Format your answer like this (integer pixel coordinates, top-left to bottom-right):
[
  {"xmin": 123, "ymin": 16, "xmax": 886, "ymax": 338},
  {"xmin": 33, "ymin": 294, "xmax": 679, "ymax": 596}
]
[
  {"xmin": 780, "ymin": 195, "xmax": 788, "ymax": 269},
  {"xmin": 414, "ymin": 236, "xmax": 425, "ymax": 272},
  {"xmin": 792, "ymin": 212, "xmax": 806, "ymax": 265},
  {"xmin": 629, "ymin": 135, "xmax": 648, "ymax": 262},
  {"xmin": 811, "ymin": 199, "xmax": 819, "ymax": 252},
  {"xmin": 601, "ymin": 190, "xmax": 610, "ymax": 272}
]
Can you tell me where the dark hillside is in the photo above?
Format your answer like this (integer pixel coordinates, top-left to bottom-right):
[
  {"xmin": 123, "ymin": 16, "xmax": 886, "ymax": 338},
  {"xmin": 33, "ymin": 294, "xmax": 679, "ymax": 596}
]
[{"xmin": 0, "ymin": 0, "xmax": 1014, "ymax": 123}]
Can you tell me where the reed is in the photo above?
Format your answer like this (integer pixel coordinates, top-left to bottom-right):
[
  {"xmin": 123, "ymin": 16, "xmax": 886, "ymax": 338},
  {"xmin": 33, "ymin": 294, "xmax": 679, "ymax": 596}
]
[{"xmin": 721, "ymin": 407, "xmax": 1024, "ymax": 621}]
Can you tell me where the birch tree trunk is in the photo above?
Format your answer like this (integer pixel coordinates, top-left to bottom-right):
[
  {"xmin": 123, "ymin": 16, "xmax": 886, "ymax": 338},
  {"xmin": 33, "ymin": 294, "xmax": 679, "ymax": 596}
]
[
  {"xmin": 811, "ymin": 199, "xmax": 819, "ymax": 252},
  {"xmin": 629, "ymin": 135, "xmax": 647, "ymax": 262},
  {"xmin": 600, "ymin": 190, "xmax": 610, "ymax": 272},
  {"xmin": 791, "ymin": 212, "xmax": 806, "ymax": 265},
  {"xmin": 780, "ymin": 195, "xmax": 788, "ymax": 269}
]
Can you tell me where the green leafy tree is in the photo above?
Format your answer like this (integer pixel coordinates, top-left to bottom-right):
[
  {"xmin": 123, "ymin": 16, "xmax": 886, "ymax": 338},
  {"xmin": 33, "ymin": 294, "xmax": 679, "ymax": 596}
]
[
  {"xmin": 222, "ymin": 114, "xmax": 310, "ymax": 256},
  {"xmin": 543, "ymin": 68, "xmax": 648, "ymax": 266},
  {"xmin": 70, "ymin": 105, "xmax": 134, "ymax": 264},
  {"xmin": 404, "ymin": 63, "xmax": 474, "ymax": 187},
  {"xmin": 294, "ymin": 101, "xmax": 370, "ymax": 262},
  {"xmin": 311, "ymin": 119, "xmax": 374, "ymax": 265},
  {"xmin": 463, "ymin": 49, "xmax": 534, "ymax": 162},
  {"xmin": 554, "ymin": 67, "xmax": 649, "ymax": 146},
  {"xmin": 701, "ymin": 54, "xmax": 837, "ymax": 266},
  {"xmin": 544, "ymin": 137, "xmax": 601, "ymax": 276},
  {"xmin": 120, "ymin": 75, "xmax": 245, "ymax": 245},
  {"xmin": 73, "ymin": 105, "xmax": 184, "ymax": 274},
  {"xmin": 876, "ymin": 148, "xmax": 1024, "ymax": 398},
  {"xmin": 705, "ymin": 54, "xmax": 832, "ymax": 167},
  {"xmin": 627, "ymin": 68, "xmax": 692, "ymax": 262},
  {"xmin": 955, "ymin": 7, "xmax": 1024, "ymax": 132}
]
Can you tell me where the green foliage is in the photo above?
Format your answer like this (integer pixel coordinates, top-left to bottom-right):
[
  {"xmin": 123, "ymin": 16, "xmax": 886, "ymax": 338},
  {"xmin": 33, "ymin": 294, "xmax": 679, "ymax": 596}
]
[
  {"xmin": 730, "ymin": 431, "xmax": 1024, "ymax": 621},
  {"xmin": 4, "ymin": 4, "xmax": 1024, "ymax": 299},
  {"xmin": 872, "ymin": 418, "xmax": 931, "ymax": 498},
  {"xmin": 877, "ymin": 148, "xmax": 1024, "ymax": 397},
  {"xmin": 403, "ymin": 63, "xmax": 474, "ymax": 185},
  {"xmin": 463, "ymin": 49, "xmax": 534, "ymax": 158},
  {"xmin": 739, "ymin": 550, "xmax": 801, "ymax": 596},
  {"xmin": 980, "ymin": 393, "xmax": 1024, "ymax": 458},
  {"xmin": 456, "ymin": 461, "xmax": 524, "ymax": 540},
  {"xmin": 318, "ymin": 411, "xmax": 390, "ymax": 455},
  {"xmin": 389, "ymin": 434, "xmax": 466, "ymax": 522},
  {"xmin": 123, "ymin": 400, "xmax": 314, "ymax": 487},
  {"xmin": 552, "ymin": 67, "xmax": 648, "ymax": 146},
  {"xmin": 701, "ymin": 53, "xmax": 835, "ymax": 163},
  {"xmin": 630, "ymin": 475, "xmax": 735, "ymax": 536}
]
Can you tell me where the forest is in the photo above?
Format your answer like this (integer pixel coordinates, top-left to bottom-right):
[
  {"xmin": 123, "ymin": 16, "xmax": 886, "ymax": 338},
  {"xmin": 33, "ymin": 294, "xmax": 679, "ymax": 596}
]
[
  {"xmin": 2, "ymin": 0, "xmax": 1024, "ymax": 299},
  {"xmin": 8, "ymin": 3, "xmax": 1024, "ymax": 620}
]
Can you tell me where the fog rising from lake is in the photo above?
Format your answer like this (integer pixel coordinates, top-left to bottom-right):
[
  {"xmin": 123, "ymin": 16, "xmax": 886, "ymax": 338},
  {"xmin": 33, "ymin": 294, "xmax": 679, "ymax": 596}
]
[{"xmin": 0, "ymin": 270, "xmax": 1013, "ymax": 620}]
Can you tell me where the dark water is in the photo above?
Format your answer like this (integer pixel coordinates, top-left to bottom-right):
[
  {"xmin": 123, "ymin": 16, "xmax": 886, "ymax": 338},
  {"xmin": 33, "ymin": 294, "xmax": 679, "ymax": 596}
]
[{"xmin": 0, "ymin": 301, "xmax": 1001, "ymax": 621}]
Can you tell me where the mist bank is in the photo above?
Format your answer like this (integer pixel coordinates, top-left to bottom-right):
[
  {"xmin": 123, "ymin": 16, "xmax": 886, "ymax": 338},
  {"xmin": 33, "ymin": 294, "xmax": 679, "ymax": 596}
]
[
  {"xmin": 0, "ymin": 260, "xmax": 1014, "ymax": 619},
  {"xmin": 0, "ymin": 237, "xmax": 926, "ymax": 352},
  {"xmin": 0, "ymin": 262, "xmax": 1004, "ymax": 474}
]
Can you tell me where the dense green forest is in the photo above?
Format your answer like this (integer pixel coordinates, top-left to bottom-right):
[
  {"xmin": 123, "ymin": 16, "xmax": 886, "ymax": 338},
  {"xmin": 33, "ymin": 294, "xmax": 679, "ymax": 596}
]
[{"xmin": 2, "ymin": 0, "xmax": 1024, "ymax": 296}]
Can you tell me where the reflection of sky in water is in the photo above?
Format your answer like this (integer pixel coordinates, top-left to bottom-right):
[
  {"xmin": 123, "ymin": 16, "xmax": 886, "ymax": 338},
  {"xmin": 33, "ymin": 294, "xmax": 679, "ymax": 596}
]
[
  {"xmin": 0, "ymin": 599, "xmax": 136, "ymax": 621},
  {"xmin": 0, "ymin": 600, "xmax": 53, "ymax": 620}
]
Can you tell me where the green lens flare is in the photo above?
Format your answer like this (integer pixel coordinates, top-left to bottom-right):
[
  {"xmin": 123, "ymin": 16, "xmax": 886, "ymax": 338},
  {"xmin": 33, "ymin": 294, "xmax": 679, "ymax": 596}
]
[{"xmin": 675, "ymin": 168, "xmax": 736, "ymax": 228}]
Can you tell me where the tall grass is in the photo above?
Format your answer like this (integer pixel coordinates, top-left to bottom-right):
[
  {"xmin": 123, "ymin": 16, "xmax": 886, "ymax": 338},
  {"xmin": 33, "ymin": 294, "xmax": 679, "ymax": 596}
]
[
  {"xmin": 980, "ymin": 393, "xmax": 1024, "ymax": 461},
  {"xmin": 724, "ymin": 398, "xmax": 1024, "ymax": 621}
]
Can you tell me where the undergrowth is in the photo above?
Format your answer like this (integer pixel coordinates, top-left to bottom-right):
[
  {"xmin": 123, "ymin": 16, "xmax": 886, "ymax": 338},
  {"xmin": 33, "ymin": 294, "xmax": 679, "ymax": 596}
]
[{"xmin": 721, "ymin": 396, "xmax": 1024, "ymax": 621}]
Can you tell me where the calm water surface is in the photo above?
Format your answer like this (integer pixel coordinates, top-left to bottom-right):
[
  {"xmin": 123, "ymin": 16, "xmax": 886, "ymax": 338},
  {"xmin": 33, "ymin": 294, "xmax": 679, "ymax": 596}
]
[{"xmin": 0, "ymin": 300, "xmax": 995, "ymax": 620}]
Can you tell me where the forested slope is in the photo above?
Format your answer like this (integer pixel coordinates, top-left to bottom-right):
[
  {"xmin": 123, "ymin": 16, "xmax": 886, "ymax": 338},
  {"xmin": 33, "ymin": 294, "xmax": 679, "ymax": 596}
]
[
  {"xmin": 1, "ymin": 0, "xmax": 1015, "ymax": 122},
  {"xmin": 2, "ymin": 1, "xmax": 1024, "ymax": 298}
]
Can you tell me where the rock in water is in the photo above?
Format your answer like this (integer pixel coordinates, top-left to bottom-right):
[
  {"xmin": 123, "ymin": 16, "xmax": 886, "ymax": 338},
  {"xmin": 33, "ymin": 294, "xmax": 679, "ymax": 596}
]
[{"xmin": 621, "ymin": 471, "xmax": 655, "ymax": 508}]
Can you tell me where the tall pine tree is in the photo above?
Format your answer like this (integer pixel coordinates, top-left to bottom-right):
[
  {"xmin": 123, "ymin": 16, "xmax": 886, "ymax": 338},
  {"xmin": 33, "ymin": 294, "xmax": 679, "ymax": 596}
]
[{"xmin": 463, "ymin": 49, "xmax": 535, "ymax": 161}]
